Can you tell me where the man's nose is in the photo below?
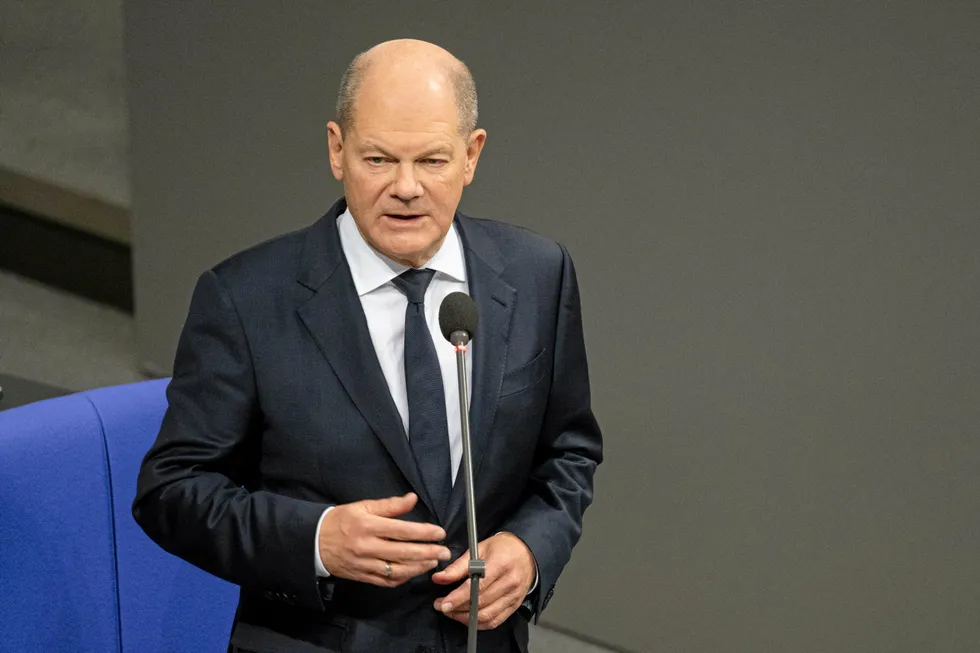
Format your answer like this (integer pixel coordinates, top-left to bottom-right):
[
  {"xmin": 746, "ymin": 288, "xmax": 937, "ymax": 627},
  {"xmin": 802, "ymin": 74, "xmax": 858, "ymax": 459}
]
[{"xmin": 391, "ymin": 162, "xmax": 423, "ymax": 200}]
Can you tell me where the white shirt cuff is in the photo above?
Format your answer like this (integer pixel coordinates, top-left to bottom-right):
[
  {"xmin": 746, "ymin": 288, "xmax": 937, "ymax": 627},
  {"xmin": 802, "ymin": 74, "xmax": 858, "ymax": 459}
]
[{"xmin": 315, "ymin": 506, "xmax": 334, "ymax": 577}]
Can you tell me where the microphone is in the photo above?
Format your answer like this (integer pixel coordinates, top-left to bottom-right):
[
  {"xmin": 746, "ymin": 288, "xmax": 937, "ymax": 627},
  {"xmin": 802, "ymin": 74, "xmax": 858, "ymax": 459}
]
[
  {"xmin": 439, "ymin": 291, "xmax": 478, "ymax": 346},
  {"xmin": 437, "ymin": 291, "xmax": 484, "ymax": 652}
]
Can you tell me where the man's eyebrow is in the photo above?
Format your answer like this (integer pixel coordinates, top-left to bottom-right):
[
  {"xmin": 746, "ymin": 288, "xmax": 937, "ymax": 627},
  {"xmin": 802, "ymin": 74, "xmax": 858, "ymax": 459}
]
[
  {"xmin": 359, "ymin": 142, "xmax": 396, "ymax": 156},
  {"xmin": 417, "ymin": 146, "xmax": 453, "ymax": 158},
  {"xmin": 358, "ymin": 143, "xmax": 453, "ymax": 158}
]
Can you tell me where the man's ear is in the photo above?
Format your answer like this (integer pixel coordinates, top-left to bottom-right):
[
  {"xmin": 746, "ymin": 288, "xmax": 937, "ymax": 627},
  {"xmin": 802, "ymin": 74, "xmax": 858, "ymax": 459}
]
[
  {"xmin": 463, "ymin": 129, "xmax": 487, "ymax": 186},
  {"xmin": 326, "ymin": 121, "xmax": 345, "ymax": 181}
]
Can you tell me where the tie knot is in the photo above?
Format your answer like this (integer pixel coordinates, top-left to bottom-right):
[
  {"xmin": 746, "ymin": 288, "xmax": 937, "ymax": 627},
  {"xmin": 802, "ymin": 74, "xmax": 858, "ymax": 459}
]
[{"xmin": 392, "ymin": 268, "xmax": 436, "ymax": 304}]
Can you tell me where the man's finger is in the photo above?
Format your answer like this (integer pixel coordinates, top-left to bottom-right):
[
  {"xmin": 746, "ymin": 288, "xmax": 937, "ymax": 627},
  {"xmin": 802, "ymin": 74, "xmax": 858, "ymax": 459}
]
[
  {"xmin": 444, "ymin": 600, "xmax": 513, "ymax": 630},
  {"xmin": 361, "ymin": 559, "xmax": 438, "ymax": 587},
  {"xmin": 358, "ymin": 539, "xmax": 451, "ymax": 564},
  {"xmin": 446, "ymin": 591, "xmax": 520, "ymax": 631},
  {"xmin": 361, "ymin": 492, "xmax": 417, "ymax": 518},
  {"xmin": 435, "ymin": 578, "xmax": 470, "ymax": 614},
  {"xmin": 436, "ymin": 571, "xmax": 505, "ymax": 615},
  {"xmin": 475, "ymin": 600, "xmax": 513, "ymax": 630},
  {"xmin": 470, "ymin": 573, "xmax": 507, "ymax": 610},
  {"xmin": 366, "ymin": 513, "xmax": 446, "ymax": 542}
]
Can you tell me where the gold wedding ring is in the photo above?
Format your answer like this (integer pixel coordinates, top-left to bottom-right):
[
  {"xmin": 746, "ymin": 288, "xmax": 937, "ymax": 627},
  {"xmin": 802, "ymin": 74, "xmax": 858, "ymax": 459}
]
[{"xmin": 384, "ymin": 561, "xmax": 392, "ymax": 578}]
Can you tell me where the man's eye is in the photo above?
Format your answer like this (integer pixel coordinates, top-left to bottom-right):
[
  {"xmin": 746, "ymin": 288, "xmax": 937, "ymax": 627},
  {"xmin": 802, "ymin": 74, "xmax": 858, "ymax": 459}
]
[
  {"xmin": 366, "ymin": 157, "xmax": 387, "ymax": 165},
  {"xmin": 423, "ymin": 159, "xmax": 447, "ymax": 166}
]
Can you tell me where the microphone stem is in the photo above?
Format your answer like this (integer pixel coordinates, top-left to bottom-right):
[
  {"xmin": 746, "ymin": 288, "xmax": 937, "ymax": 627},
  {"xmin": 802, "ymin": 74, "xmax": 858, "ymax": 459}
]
[{"xmin": 454, "ymin": 341, "xmax": 484, "ymax": 652}]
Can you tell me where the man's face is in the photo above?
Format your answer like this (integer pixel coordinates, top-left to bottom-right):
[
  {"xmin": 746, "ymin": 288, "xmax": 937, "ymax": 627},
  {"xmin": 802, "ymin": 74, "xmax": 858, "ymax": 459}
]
[{"xmin": 327, "ymin": 73, "xmax": 486, "ymax": 268}]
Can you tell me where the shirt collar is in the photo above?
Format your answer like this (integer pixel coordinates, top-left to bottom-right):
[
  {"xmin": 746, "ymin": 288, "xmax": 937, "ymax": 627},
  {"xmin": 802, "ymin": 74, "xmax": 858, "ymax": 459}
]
[{"xmin": 337, "ymin": 207, "xmax": 467, "ymax": 296}]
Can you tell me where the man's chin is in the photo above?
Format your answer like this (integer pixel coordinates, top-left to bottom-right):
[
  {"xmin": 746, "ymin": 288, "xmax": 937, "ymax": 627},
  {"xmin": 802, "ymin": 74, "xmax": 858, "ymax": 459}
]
[
  {"xmin": 370, "ymin": 227, "xmax": 448, "ymax": 266},
  {"xmin": 371, "ymin": 239, "xmax": 435, "ymax": 268}
]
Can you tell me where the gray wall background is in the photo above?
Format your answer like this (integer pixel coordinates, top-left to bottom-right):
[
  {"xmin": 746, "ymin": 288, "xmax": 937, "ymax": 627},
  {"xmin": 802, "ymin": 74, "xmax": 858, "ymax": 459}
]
[{"xmin": 125, "ymin": 2, "xmax": 980, "ymax": 651}]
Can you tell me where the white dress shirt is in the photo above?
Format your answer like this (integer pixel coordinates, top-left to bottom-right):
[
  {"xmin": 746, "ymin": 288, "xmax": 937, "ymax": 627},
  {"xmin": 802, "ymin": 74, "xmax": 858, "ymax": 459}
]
[
  {"xmin": 314, "ymin": 209, "xmax": 539, "ymax": 596},
  {"xmin": 315, "ymin": 209, "xmax": 470, "ymax": 576}
]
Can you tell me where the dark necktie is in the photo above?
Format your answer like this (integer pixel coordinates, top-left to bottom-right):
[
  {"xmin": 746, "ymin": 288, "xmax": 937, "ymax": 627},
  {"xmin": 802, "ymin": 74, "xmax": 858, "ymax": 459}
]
[{"xmin": 391, "ymin": 269, "xmax": 452, "ymax": 520}]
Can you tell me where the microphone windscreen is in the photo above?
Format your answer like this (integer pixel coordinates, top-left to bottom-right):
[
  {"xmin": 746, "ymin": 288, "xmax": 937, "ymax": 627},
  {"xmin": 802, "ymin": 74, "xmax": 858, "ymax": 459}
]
[{"xmin": 439, "ymin": 292, "xmax": 478, "ymax": 342}]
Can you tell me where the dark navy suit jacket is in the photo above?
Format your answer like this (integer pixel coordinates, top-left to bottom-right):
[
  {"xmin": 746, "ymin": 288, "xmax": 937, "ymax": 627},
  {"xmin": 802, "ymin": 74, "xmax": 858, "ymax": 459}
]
[{"xmin": 133, "ymin": 199, "xmax": 602, "ymax": 652}]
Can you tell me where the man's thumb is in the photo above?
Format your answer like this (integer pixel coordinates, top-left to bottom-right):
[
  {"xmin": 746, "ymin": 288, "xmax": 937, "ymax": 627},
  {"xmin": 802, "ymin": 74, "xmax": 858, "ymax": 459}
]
[{"xmin": 433, "ymin": 549, "xmax": 469, "ymax": 582}]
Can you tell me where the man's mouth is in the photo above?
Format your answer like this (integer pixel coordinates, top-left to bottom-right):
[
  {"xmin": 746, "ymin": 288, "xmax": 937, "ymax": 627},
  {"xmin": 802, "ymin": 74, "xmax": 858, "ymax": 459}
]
[{"xmin": 385, "ymin": 213, "xmax": 423, "ymax": 221}]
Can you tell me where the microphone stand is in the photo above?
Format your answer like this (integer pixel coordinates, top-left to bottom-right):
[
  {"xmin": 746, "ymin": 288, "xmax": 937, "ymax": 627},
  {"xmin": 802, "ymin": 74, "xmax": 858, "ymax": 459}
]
[{"xmin": 451, "ymin": 331, "xmax": 484, "ymax": 653}]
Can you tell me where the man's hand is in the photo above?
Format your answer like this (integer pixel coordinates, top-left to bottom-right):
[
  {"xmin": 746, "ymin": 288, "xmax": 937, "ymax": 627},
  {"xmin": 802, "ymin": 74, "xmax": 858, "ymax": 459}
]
[
  {"xmin": 431, "ymin": 532, "xmax": 536, "ymax": 630},
  {"xmin": 318, "ymin": 492, "xmax": 451, "ymax": 587}
]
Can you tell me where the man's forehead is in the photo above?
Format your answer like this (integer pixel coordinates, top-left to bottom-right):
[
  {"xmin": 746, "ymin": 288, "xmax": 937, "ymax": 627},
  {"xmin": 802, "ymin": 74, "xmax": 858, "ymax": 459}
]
[
  {"xmin": 353, "ymin": 129, "xmax": 459, "ymax": 153},
  {"xmin": 358, "ymin": 78, "xmax": 454, "ymax": 117}
]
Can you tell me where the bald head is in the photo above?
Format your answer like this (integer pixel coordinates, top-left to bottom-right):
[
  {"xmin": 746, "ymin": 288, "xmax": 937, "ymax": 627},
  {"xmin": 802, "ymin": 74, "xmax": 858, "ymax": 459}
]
[{"xmin": 335, "ymin": 39, "xmax": 478, "ymax": 137}]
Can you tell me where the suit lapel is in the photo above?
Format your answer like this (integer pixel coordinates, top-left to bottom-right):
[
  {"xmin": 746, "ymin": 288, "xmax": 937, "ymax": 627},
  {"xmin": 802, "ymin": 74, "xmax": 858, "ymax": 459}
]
[
  {"xmin": 295, "ymin": 200, "xmax": 436, "ymax": 516},
  {"xmin": 445, "ymin": 216, "xmax": 516, "ymax": 528}
]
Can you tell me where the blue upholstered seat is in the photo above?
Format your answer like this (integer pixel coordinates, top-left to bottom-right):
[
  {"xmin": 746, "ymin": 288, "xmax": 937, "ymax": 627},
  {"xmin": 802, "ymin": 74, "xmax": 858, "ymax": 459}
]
[{"xmin": 0, "ymin": 380, "xmax": 238, "ymax": 652}]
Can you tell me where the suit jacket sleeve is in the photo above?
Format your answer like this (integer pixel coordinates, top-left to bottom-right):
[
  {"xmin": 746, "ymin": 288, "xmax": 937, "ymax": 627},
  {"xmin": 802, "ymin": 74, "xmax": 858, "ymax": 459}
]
[
  {"xmin": 132, "ymin": 269, "xmax": 329, "ymax": 611},
  {"xmin": 500, "ymin": 244, "xmax": 603, "ymax": 620}
]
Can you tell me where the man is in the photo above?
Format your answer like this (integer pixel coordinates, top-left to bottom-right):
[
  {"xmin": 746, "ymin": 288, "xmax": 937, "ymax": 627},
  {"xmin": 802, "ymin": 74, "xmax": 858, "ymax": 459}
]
[{"xmin": 134, "ymin": 39, "xmax": 602, "ymax": 653}]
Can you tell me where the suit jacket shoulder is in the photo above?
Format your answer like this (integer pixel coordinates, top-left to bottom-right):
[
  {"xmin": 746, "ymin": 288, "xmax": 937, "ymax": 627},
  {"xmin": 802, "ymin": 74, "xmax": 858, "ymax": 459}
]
[
  {"xmin": 458, "ymin": 214, "xmax": 565, "ymax": 267},
  {"xmin": 208, "ymin": 224, "xmax": 312, "ymax": 297}
]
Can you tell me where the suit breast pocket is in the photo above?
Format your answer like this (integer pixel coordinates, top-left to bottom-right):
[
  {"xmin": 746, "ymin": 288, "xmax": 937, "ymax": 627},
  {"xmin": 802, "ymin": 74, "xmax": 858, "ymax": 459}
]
[{"xmin": 499, "ymin": 348, "xmax": 550, "ymax": 398}]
